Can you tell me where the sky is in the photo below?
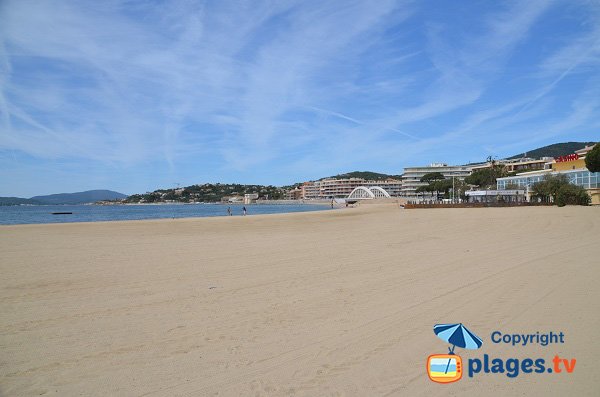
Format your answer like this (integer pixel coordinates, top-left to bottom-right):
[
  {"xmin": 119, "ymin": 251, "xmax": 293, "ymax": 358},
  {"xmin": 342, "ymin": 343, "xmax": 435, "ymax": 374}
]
[{"xmin": 1, "ymin": 0, "xmax": 599, "ymax": 197}]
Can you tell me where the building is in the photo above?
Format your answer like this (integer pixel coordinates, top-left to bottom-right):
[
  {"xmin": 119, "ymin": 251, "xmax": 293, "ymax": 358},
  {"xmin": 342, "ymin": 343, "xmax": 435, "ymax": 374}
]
[
  {"xmin": 294, "ymin": 178, "xmax": 401, "ymax": 199},
  {"xmin": 364, "ymin": 179, "xmax": 402, "ymax": 197},
  {"xmin": 285, "ymin": 188, "xmax": 302, "ymax": 200},
  {"xmin": 401, "ymin": 163, "xmax": 471, "ymax": 197},
  {"xmin": 469, "ymin": 158, "xmax": 552, "ymax": 173},
  {"xmin": 318, "ymin": 178, "xmax": 402, "ymax": 198},
  {"xmin": 496, "ymin": 144, "xmax": 599, "ymax": 204},
  {"xmin": 244, "ymin": 193, "xmax": 259, "ymax": 204},
  {"xmin": 301, "ymin": 182, "xmax": 321, "ymax": 199},
  {"xmin": 465, "ymin": 190, "xmax": 526, "ymax": 204},
  {"xmin": 222, "ymin": 195, "xmax": 243, "ymax": 203}
]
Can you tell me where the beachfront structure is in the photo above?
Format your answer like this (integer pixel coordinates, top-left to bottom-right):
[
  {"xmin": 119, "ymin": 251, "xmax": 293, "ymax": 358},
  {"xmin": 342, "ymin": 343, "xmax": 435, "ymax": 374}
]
[
  {"xmin": 244, "ymin": 193, "xmax": 259, "ymax": 204},
  {"xmin": 401, "ymin": 163, "xmax": 471, "ymax": 197},
  {"xmin": 292, "ymin": 178, "xmax": 401, "ymax": 199},
  {"xmin": 285, "ymin": 188, "xmax": 302, "ymax": 200},
  {"xmin": 465, "ymin": 190, "xmax": 526, "ymax": 204},
  {"xmin": 470, "ymin": 158, "xmax": 552, "ymax": 173},
  {"xmin": 347, "ymin": 186, "xmax": 392, "ymax": 200},
  {"xmin": 301, "ymin": 182, "xmax": 321, "ymax": 199},
  {"xmin": 496, "ymin": 144, "xmax": 600, "ymax": 204},
  {"xmin": 223, "ymin": 195, "xmax": 243, "ymax": 203},
  {"xmin": 319, "ymin": 178, "xmax": 401, "ymax": 198}
]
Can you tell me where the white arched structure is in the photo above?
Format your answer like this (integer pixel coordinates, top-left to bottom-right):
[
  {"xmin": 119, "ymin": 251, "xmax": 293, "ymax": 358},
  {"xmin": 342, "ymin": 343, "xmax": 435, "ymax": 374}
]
[
  {"xmin": 370, "ymin": 186, "xmax": 391, "ymax": 198},
  {"xmin": 347, "ymin": 186, "xmax": 392, "ymax": 200}
]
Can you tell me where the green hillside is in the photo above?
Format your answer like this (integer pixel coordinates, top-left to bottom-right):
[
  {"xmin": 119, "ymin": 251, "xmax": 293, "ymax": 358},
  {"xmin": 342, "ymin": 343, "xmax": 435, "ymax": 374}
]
[
  {"xmin": 507, "ymin": 142, "xmax": 596, "ymax": 160},
  {"xmin": 321, "ymin": 171, "xmax": 401, "ymax": 180},
  {"xmin": 124, "ymin": 183, "xmax": 285, "ymax": 203}
]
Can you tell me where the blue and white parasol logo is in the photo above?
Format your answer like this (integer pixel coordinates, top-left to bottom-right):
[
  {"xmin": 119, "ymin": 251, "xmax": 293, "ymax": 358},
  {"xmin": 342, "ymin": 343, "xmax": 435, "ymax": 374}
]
[{"xmin": 433, "ymin": 323, "xmax": 483, "ymax": 354}]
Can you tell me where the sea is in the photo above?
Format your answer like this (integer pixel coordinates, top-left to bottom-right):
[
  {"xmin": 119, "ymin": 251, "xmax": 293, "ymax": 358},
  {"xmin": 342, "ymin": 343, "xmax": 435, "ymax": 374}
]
[{"xmin": 0, "ymin": 203, "xmax": 331, "ymax": 225}]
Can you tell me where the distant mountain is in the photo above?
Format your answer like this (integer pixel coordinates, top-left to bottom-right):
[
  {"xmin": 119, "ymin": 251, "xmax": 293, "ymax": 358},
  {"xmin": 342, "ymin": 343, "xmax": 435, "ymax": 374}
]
[
  {"xmin": 29, "ymin": 190, "xmax": 127, "ymax": 205},
  {"xmin": 0, "ymin": 197, "xmax": 43, "ymax": 206},
  {"xmin": 507, "ymin": 142, "xmax": 597, "ymax": 160},
  {"xmin": 321, "ymin": 171, "xmax": 401, "ymax": 180}
]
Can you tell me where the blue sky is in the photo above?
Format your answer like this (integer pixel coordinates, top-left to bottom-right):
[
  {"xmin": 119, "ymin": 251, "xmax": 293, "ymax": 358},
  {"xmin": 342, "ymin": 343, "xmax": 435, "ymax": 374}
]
[{"xmin": 1, "ymin": 0, "xmax": 599, "ymax": 197}]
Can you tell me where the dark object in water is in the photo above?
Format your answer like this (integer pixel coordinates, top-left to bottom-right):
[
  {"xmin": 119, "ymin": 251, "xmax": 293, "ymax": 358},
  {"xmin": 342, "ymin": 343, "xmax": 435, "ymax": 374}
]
[{"xmin": 52, "ymin": 212, "xmax": 73, "ymax": 215}]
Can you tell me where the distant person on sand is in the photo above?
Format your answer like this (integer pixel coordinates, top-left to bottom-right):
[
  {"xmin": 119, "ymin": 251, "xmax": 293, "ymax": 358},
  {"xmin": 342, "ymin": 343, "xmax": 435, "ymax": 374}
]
[
  {"xmin": 242, "ymin": 206, "xmax": 247, "ymax": 216},
  {"xmin": 331, "ymin": 200, "xmax": 334, "ymax": 209},
  {"xmin": 227, "ymin": 207, "xmax": 232, "ymax": 216}
]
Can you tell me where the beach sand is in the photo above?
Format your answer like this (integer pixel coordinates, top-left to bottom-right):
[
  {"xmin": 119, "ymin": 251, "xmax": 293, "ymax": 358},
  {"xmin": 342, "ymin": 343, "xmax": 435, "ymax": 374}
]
[{"xmin": 1, "ymin": 204, "xmax": 599, "ymax": 396}]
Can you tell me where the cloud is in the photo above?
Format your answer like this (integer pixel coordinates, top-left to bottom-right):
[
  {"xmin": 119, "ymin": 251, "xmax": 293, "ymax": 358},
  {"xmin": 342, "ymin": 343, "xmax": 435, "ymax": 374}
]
[{"xmin": 0, "ymin": 0, "xmax": 598, "ymax": 195}]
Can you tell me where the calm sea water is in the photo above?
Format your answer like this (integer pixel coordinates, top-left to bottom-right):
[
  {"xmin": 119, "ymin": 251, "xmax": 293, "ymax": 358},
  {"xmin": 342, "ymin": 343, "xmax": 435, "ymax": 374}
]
[{"xmin": 0, "ymin": 204, "xmax": 331, "ymax": 225}]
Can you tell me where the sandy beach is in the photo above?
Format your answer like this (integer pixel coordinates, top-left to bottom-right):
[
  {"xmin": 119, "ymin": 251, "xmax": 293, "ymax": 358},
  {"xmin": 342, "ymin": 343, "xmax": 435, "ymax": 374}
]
[{"xmin": 1, "ymin": 204, "xmax": 599, "ymax": 396}]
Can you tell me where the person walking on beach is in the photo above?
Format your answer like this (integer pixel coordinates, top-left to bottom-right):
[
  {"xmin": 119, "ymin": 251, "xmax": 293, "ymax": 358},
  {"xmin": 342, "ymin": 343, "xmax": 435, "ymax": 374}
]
[
  {"xmin": 227, "ymin": 207, "xmax": 232, "ymax": 216},
  {"xmin": 242, "ymin": 206, "xmax": 247, "ymax": 216},
  {"xmin": 331, "ymin": 199, "xmax": 334, "ymax": 209}
]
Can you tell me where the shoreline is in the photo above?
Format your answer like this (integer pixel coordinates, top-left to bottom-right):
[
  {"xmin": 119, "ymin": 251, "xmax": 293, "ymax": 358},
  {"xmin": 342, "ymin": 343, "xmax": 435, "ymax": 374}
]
[{"xmin": 0, "ymin": 202, "xmax": 337, "ymax": 227}]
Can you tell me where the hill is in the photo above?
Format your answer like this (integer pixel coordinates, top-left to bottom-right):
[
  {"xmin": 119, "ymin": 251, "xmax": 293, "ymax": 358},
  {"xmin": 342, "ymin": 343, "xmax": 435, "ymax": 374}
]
[
  {"xmin": 30, "ymin": 190, "xmax": 127, "ymax": 205},
  {"xmin": 507, "ymin": 141, "xmax": 596, "ymax": 160},
  {"xmin": 0, "ymin": 197, "xmax": 43, "ymax": 206},
  {"xmin": 123, "ymin": 184, "xmax": 285, "ymax": 204},
  {"xmin": 321, "ymin": 171, "xmax": 401, "ymax": 180}
]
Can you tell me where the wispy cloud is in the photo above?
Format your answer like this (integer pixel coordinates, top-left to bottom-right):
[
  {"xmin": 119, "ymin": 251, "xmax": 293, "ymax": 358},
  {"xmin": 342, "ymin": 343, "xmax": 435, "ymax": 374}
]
[{"xmin": 0, "ymin": 0, "xmax": 598, "ymax": 196}]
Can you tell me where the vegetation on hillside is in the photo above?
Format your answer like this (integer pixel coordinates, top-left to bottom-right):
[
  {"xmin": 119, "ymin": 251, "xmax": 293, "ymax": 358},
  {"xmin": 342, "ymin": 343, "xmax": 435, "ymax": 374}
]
[
  {"xmin": 321, "ymin": 171, "xmax": 401, "ymax": 181},
  {"xmin": 506, "ymin": 142, "xmax": 596, "ymax": 160},
  {"xmin": 123, "ymin": 183, "xmax": 286, "ymax": 203}
]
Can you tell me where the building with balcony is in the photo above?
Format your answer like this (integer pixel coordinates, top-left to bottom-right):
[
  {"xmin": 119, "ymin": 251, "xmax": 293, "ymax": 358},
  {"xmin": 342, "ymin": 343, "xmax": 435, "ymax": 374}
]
[
  {"xmin": 496, "ymin": 144, "xmax": 599, "ymax": 204},
  {"xmin": 400, "ymin": 163, "xmax": 471, "ymax": 197},
  {"xmin": 301, "ymin": 182, "xmax": 321, "ymax": 199},
  {"xmin": 318, "ymin": 178, "xmax": 402, "ymax": 198}
]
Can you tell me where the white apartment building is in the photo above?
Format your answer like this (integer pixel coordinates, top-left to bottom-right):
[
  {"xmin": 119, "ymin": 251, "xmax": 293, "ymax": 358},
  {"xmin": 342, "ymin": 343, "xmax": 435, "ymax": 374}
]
[{"xmin": 401, "ymin": 163, "xmax": 471, "ymax": 197}]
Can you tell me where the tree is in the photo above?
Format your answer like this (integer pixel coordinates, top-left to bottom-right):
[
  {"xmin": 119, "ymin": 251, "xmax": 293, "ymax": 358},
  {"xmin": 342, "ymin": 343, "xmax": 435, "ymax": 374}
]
[
  {"xmin": 465, "ymin": 164, "xmax": 508, "ymax": 188},
  {"xmin": 531, "ymin": 174, "xmax": 569, "ymax": 202},
  {"xmin": 555, "ymin": 184, "xmax": 591, "ymax": 207},
  {"xmin": 452, "ymin": 179, "xmax": 469, "ymax": 201},
  {"xmin": 420, "ymin": 172, "xmax": 445, "ymax": 183},
  {"xmin": 416, "ymin": 173, "xmax": 456, "ymax": 199},
  {"xmin": 532, "ymin": 174, "xmax": 590, "ymax": 206},
  {"xmin": 585, "ymin": 143, "xmax": 600, "ymax": 172},
  {"xmin": 432, "ymin": 179, "xmax": 453, "ymax": 198}
]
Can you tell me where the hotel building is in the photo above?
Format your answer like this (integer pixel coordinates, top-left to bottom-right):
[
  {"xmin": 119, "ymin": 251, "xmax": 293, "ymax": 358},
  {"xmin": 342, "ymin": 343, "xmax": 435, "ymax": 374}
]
[
  {"xmin": 496, "ymin": 144, "xmax": 599, "ymax": 204},
  {"xmin": 400, "ymin": 163, "xmax": 471, "ymax": 197}
]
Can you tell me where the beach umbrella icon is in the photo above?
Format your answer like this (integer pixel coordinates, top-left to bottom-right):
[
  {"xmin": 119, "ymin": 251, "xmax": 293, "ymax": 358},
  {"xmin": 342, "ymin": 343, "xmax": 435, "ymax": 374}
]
[{"xmin": 433, "ymin": 323, "xmax": 483, "ymax": 354}]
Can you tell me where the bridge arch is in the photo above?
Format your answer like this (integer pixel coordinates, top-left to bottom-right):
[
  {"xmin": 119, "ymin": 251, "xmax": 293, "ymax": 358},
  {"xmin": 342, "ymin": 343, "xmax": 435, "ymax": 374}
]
[
  {"xmin": 347, "ymin": 186, "xmax": 392, "ymax": 200},
  {"xmin": 347, "ymin": 186, "xmax": 375, "ymax": 199},
  {"xmin": 370, "ymin": 186, "xmax": 391, "ymax": 198}
]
